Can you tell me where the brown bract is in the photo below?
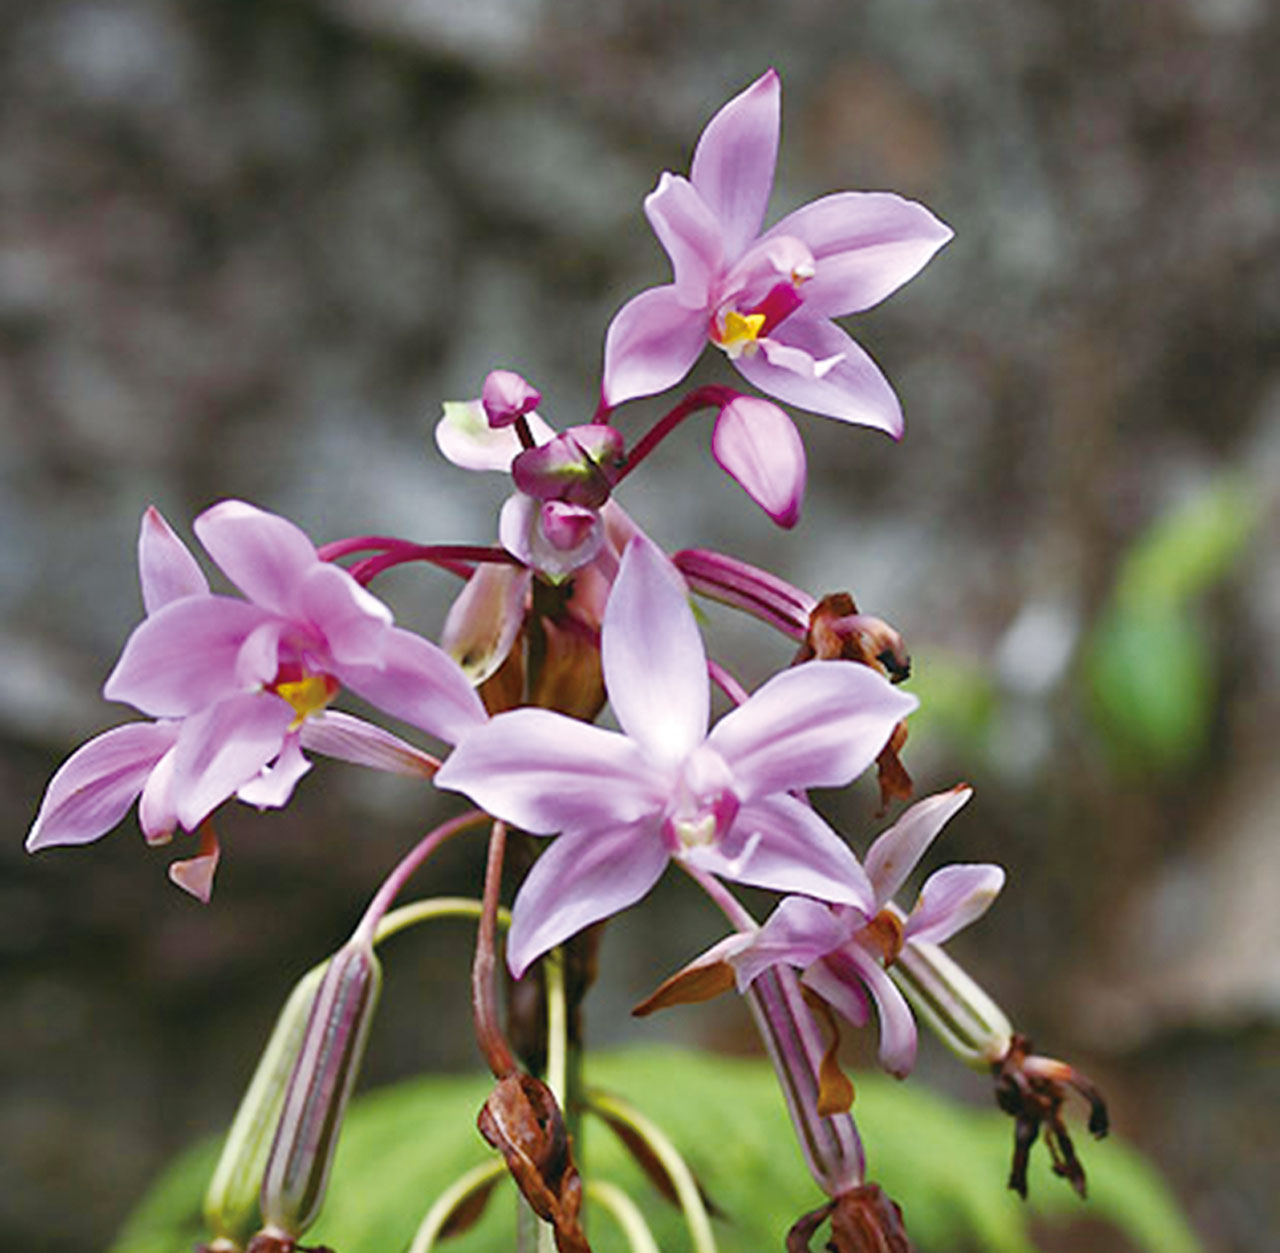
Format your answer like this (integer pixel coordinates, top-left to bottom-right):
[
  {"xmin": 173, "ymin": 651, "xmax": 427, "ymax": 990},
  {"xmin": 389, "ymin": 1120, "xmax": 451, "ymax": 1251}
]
[
  {"xmin": 476, "ymin": 1072, "xmax": 590, "ymax": 1253},
  {"xmin": 787, "ymin": 1183, "xmax": 912, "ymax": 1253}
]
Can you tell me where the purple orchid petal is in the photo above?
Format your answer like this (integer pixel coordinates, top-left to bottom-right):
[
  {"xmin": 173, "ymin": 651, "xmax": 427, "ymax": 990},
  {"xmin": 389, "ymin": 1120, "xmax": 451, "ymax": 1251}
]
[
  {"xmin": 802, "ymin": 959, "xmax": 871, "ymax": 1029},
  {"xmin": 601, "ymin": 285, "xmax": 709, "ymax": 406},
  {"xmin": 436, "ymin": 401, "xmax": 540, "ymax": 472},
  {"xmin": 441, "ymin": 562, "xmax": 531, "ymax": 686},
  {"xmin": 26, "ymin": 721, "xmax": 180, "ymax": 851},
  {"xmin": 734, "ymin": 315, "xmax": 904, "ymax": 436},
  {"xmin": 730, "ymin": 895, "xmax": 853, "ymax": 991},
  {"xmin": 138, "ymin": 745, "xmax": 179, "ymax": 844},
  {"xmin": 505, "ymin": 819, "xmax": 670, "ymax": 977},
  {"xmin": 906, "ymin": 863, "xmax": 1005, "ymax": 946},
  {"xmin": 299, "ymin": 710, "xmax": 438, "ymax": 777},
  {"xmin": 171, "ymin": 691, "xmax": 295, "ymax": 829},
  {"xmin": 839, "ymin": 945, "xmax": 918, "ymax": 1077},
  {"xmin": 194, "ymin": 500, "xmax": 317, "ymax": 617},
  {"xmin": 235, "ymin": 618, "xmax": 290, "ymax": 689},
  {"xmin": 644, "ymin": 173, "xmax": 724, "ymax": 308},
  {"xmin": 603, "ymin": 535, "xmax": 708, "ymax": 765},
  {"xmin": 689, "ymin": 69, "xmax": 781, "ymax": 261},
  {"xmin": 294, "ymin": 561, "xmax": 394, "ymax": 668},
  {"xmin": 711, "ymin": 396, "xmax": 806, "ymax": 528},
  {"xmin": 138, "ymin": 507, "xmax": 208, "ymax": 614},
  {"xmin": 764, "ymin": 191, "xmax": 954, "ymax": 318},
  {"xmin": 337, "ymin": 626, "xmax": 488, "ymax": 746},
  {"xmin": 693, "ymin": 793, "xmax": 874, "ymax": 907},
  {"xmin": 103, "ymin": 596, "xmax": 278, "ymax": 717},
  {"xmin": 707, "ymin": 660, "xmax": 917, "ymax": 800},
  {"xmin": 237, "ymin": 734, "xmax": 313, "ymax": 809},
  {"xmin": 863, "ymin": 785, "xmax": 973, "ymax": 907},
  {"xmin": 434, "ymin": 708, "xmax": 661, "ymax": 834}
]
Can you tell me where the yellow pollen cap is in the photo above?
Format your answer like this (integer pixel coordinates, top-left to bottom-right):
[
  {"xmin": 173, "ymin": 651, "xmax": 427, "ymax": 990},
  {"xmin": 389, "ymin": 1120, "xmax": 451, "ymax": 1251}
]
[
  {"xmin": 274, "ymin": 674, "xmax": 339, "ymax": 728},
  {"xmin": 716, "ymin": 310, "xmax": 766, "ymax": 358}
]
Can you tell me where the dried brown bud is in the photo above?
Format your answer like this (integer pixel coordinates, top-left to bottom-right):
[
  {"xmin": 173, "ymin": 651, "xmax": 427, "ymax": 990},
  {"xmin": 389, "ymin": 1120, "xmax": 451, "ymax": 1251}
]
[
  {"xmin": 477, "ymin": 1073, "xmax": 590, "ymax": 1253},
  {"xmin": 787, "ymin": 1183, "xmax": 912, "ymax": 1253},
  {"xmin": 992, "ymin": 1032, "xmax": 1109, "ymax": 1199}
]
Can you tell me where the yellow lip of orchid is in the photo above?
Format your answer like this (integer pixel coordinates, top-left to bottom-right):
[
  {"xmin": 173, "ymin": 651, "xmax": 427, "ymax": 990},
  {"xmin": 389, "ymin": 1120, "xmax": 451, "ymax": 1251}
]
[
  {"xmin": 714, "ymin": 309, "xmax": 767, "ymax": 358},
  {"xmin": 274, "ymin": 673, "xmax": 340, "ymax": 729}
]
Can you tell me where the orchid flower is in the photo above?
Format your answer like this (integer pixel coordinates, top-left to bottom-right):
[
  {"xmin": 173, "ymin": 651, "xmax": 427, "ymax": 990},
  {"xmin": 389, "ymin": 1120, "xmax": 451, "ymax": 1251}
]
[
  {"xmin": 728, "ymin": 786, "xmax": 1005, "ymax": 1077},
  {"xmin": 435, "ymin": 532, "xmax": 917, "ymax": 977},
  {"xmin": 602, "ymin": 69, "xmax": 953, "ymax": 437},
  {"xmin": 27, "ymin": 503, "xmax": 487, "ymax": 893}
]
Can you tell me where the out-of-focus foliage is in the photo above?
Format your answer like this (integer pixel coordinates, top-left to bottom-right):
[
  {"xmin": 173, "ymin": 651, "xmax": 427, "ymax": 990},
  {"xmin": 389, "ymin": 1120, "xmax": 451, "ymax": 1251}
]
[
  {"xmin": 112, "ymin": 1048, "xmax": 1200, "ymax": 1253},
  {"xmin": 1085, "ymin": 475, "xmax": 1261, "ymax": 772}
]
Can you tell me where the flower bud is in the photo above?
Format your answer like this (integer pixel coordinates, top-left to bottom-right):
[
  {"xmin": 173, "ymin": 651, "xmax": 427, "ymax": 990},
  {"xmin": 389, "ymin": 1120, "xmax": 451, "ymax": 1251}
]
[
  {"xmin": 258, "ymin": 937, "xmax": 383, "ymax": 1240},
  {"xmin": 511, "ymin": 425, "xmax": 625, "ymax": 509},
  {"xmin": 201, "ymin": 964, "xmax": 325, "ymax": 1248},
  {"xmin": 481, "ymin": 369, "xmax": 541, "ymax": 427}
]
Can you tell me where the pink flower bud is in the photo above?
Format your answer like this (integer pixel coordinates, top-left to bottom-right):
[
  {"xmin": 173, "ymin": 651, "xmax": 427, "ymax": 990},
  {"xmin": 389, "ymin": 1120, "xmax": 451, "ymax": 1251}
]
[{"xmin": 481, "ymin": 370, "xmax": 542, "ymax": 427}]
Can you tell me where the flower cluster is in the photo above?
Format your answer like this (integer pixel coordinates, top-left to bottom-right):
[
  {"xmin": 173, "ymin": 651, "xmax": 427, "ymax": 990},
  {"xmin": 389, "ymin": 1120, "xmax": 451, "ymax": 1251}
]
[{"xmin": 28, "ymin": 70, "xmax": 1106, "ymax": 1253}]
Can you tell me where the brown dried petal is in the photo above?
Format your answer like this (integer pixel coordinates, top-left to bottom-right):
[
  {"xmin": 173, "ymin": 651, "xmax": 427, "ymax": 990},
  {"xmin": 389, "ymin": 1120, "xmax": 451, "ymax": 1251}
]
[
  {"xmin": 874, "ymin": 723, "xmax": 914, "ymax": 813},
  {"xmin": 476, "ymin": 1074, "xmax": 590, "ymax": 1253},
  {"xmin": 800, "ymin": 989, "xmax": 856, "ymax": 1117},
  {"xmin": 631, "ymin": 958, "xmax": 736, "ymax": 1018},
  {"xmin": 787, "ymin": 1185, "xmax": 912, "ymax": 1253}
]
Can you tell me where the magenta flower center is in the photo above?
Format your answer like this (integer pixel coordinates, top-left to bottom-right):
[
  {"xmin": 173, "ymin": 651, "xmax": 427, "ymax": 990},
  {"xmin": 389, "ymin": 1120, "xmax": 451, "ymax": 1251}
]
[{"xmin": 661, "ymin": 744, "xmax": 740, "ymax": 852}]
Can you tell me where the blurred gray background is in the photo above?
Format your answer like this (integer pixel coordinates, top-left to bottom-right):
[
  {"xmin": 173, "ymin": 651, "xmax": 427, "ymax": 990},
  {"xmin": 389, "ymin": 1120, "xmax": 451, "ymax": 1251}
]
[{"xmin": 2, "ymin": 1, "xmax": 1277, "ymax": 1250}]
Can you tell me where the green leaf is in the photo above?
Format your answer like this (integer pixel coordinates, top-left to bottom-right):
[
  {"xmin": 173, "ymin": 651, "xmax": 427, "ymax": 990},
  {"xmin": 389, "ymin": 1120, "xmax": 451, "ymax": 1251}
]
[
  {"xmin": 1114, "ymin": 476, "xmax": 1260, "ymax": 613},
  {"xmin": 112, "ymin": 1047, "xmax": 1199, "ymax": 1253}
]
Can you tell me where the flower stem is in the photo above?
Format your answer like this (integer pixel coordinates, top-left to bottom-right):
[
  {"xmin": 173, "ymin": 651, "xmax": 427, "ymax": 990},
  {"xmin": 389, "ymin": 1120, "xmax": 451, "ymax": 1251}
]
[
  {"xmin": 473, "ymin": 820, "xmax": 518, "ymax": 1079},
  {"xmin": 612, "ymin": 385, "xmax": 740, "ymax": 484}
]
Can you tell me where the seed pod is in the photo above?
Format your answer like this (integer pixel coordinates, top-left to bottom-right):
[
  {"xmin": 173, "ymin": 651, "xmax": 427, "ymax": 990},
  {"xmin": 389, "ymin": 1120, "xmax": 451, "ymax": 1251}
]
[
  {"xmin": 201, "ymin": 963, "xmax": 325, "ymax": 1247},
  {"xmin": 259, "ymin": 937, "xmax": 382, "ymax": 1238}
]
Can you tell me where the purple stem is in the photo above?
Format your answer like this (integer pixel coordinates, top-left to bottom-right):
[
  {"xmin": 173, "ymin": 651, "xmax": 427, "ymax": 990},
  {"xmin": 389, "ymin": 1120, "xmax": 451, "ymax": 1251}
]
[
  {"xmin": 675, "ymin": 548, "xmax": 816, "ymax": 640},
  {"xmin": 611, "ymin": 385, "xmax": 741, "ymax": 484}
]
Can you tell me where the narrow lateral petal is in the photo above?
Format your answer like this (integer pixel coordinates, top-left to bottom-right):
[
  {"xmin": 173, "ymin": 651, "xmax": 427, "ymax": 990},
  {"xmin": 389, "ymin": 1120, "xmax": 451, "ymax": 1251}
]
[
  {"xmin": 711, "ymin": 396, "xmax": 806, "ymax": 528},
  {"xmin": 138, "ymin": 745, "xmax": 179, "ymax": 843},
  {"xmin": 103, "ymin": 596, "xmax": 277, "ymax": 717},
  {"xmin": 730, "ymin": 895, "xmax": 851, "ymax": 990},
  {"xmin": 765, "ymin": 192, "xmax": 953, "ymax": 318},
  {"xmin": 506, "ymin": 820, "xmax": 669, "ymax": 977},
  {"xmin": 237, "ymin": 734, "xmax": 313, "ymax": 809},
  {"xmin": 689, "ymin": 69, "xmax": 781, "ymax": 261},
  {"xmin": 26, "ymin": 721, "xmax": 179, "ymax": 850},
  {"xmin": 601, "ymin": 285, "xmax": 708, "ymax": 406},
  {"xmin": 696, "ymin": 793, "xmax": 874, "ymax": 907},
  {"xmin": 435, "ymin": 400, "xmax": 558, "ymax": 472},
  {"xmin": 906, "ymin": 863, "xmax": 1005, "ymax": 946},
  {"xmin": 194, "ymin": 500, "xmax": 318, "ymax": 616},
  {"xmin": 708, "ymin": 660, "xmax": 917, "ymax": 800},
  {"xmin": 603, "ymin": 535, "xmax": 708, "ymax": 764},
  {"xmin": 802, "ymin": 960, "xmax": 871, "ymax": 1029},
  {"xmin": 337, "ymin": 626, "xmax": 488, "ymax": 746},
  {"xmin": 863, "ymin": 786, "xmax": 973, "ymax": 906},
  {"xmin": 434, "ymin": 708, "xmax": 660, "ymax": 835},
  {"xmin": 171, "ymin": 691, "xmax": 295, "ymax": 829},
  {"xmin": 643, "ymin": 173, "xmax": 723, "ymax": 308},
  {"xmin": 831, "ymin": 946, "xmax": 918, "ymax": 1078},
  {"xmin": 299, "ymin": 710, "xmax": 438, "ymax": 777},
  {"xmin": 138, "ymin": 507, "xmax": 208, "ymax": 614},
  {"xmin": 735, "ymin": 316, "xmax": 904, "ymax": 436}
]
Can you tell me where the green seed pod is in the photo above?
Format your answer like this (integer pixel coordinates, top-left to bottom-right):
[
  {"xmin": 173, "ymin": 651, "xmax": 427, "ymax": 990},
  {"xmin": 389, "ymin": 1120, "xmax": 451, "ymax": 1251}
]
[
  {"xmin": 258, "ymin": 937, "xmax": 383, "ymax": 1238},
  {"xmin": 202, "ymin": 963, "xmax": 325, "ymax": 1247}
]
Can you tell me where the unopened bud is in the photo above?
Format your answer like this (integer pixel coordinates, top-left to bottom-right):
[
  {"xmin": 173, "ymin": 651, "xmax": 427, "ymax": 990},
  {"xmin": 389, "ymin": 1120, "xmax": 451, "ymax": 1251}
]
[
  {"xmin": 201, "ymin": 964, "xmax": 325, "ymax": 1248},
  {"xmin": 481, "ymin": 369, "xmax": 541, "ymax": 427},
  {"xmin": 511, "ymin": 425, "xmax": 625, "ymax": 509},
  {"xmin": 258, "ymin": 937, "xmax": 383, "ymax": 1240}
]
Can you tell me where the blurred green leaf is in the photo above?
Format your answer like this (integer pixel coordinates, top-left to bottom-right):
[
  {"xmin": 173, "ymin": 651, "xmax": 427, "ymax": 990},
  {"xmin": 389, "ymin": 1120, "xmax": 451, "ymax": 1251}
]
[
  {"xmin": 905, "ymin": 650, "xmax": 998, "ymax": 752},
  {"xmin": 1086, "ymin": 607, "xmax": 1214, "ymax": 771},
  {"xmin": 1114, "ymin": 476, "xmax": 1259, "ymax": 612},
  {"xmin": 112, "ymin": 1047, "xmax": 1200, "ymax": 1253}
]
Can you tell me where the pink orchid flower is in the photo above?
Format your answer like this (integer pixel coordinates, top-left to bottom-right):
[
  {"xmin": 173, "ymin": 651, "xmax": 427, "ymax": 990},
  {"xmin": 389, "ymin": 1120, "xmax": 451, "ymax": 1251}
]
[
  {"xmin": 728, "ymin": 786, "xmax": 1005, "ymax": 1077},
  {"xmin": 602, "ymin": 69, "xmax": 953, "ymax": 436},
  {"xmin": 27, "ymin": 503, "xmax": 487, "ymax": 886},
  {"xmin": 435, "ymin": 532, "xmax": 917, "ymax": 977}
]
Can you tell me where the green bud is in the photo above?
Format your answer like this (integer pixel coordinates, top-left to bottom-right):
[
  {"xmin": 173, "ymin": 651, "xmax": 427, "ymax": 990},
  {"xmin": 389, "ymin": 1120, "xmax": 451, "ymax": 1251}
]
[
  {"xmin": 259, "ymin": 937, "xmax": 383, "ymax": 1238},
  {"xmin": 202, "ymin": 963, "xmax": 325, "ymax": 1247}
]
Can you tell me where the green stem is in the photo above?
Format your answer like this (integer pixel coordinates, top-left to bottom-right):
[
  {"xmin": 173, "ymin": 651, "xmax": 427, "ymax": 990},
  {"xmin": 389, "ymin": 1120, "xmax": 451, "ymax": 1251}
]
[
  {"xmin": 586, "ymin": 1179, "xmax": 662, "ymax": 1253},
  {"xmin": 405, "ymin": 1160, "xmax": 506, "ymax": 1253}
]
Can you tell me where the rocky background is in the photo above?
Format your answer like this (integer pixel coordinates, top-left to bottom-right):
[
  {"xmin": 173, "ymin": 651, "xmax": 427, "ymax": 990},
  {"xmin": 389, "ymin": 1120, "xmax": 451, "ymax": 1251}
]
[{"xmin": 2, "ymin": 1, "xmax": 1277, "ymax": 1250}]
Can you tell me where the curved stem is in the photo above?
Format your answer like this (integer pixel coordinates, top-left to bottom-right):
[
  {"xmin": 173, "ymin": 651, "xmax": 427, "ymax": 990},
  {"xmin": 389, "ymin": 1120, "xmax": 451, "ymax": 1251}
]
[
  {"xmin": 351, "ymin": 810, "xmax": 490, "ymax": 947},
  {"xmin": 373, "ymin": 896, "xmax": 511, "ymax": 946},
  {"xmin": 677, "ymin": 859, "xmax": 758, "ymax": 933},
  {"xmin": 585, "ymin": 1180, "xmax": 661, "ymax": 1253},
  {"xmin": 406, "ymin": 1159, "xmax": 507, "ymax": 1253},
  {"xmin": 612, "ymin": 385, "xmax": 740, "ymax": 485},
  {"xmin": 473, "ymin": 821, "xmax": 517, "ymax": 1079}
]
